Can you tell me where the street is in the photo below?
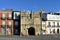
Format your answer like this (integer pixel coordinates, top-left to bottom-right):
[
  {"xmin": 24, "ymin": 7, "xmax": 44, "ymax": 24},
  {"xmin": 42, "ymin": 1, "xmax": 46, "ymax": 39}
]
[{"xmin": 0, "ymin": 35, "xmax": 60, "ymax": 40}]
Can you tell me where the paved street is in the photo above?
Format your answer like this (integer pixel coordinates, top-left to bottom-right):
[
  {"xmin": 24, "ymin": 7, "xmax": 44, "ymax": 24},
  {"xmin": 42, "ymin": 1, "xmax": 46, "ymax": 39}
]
[{"xmin": 0, "ymin": 35, "xmax": 60, "ymax": 40}]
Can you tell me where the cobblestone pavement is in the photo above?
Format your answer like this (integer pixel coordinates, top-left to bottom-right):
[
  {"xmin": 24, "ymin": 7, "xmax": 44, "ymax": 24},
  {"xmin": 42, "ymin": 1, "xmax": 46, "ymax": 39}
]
[{"xmin": 0, "ymin": 35, "xmax": 60, "ymax": 40}]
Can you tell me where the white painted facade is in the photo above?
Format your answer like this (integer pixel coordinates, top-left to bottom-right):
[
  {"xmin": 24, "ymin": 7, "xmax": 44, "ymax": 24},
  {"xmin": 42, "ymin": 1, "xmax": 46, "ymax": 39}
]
[
  {"xmin": 42, "ymin": 13, "xmax": 60, "ymax": 35},
  {"xmin": 42, "ymin": 21, "xmax": 60, "ymax": 35}
]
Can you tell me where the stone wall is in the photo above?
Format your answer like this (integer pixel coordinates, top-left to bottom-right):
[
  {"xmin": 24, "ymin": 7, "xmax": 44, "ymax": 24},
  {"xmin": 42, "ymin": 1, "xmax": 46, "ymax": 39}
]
[{"xmin": 20, "ymin": 11, "xmax": 42, "ymax": 36}]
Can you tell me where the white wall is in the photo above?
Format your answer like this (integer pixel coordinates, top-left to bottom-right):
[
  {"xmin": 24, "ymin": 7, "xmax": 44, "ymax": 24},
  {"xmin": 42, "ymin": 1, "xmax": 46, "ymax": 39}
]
[
  {"xmin": 47, "ymin": 14, "xmax": 60, "ymax": 20},
  {"xmin": 42, "ymin": 21, "xmax": 60, "ymax": 35}
]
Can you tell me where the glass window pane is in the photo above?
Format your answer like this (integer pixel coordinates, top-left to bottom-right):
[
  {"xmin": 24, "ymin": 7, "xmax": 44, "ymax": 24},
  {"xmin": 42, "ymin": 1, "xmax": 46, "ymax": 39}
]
[
  {"xmin": 2, "ymin": 13, "xmax": 6, "ymax": 19},
  {"xmin": 15, "ymin": 21, "xmax": 18, "ymax": 26},
  {"xmin": 53, "ymin": 29, "xmax": 55, "ymax": 33},
  {"xmin": 2, "ymin": 21, "xmax": 5, "ymax": 25},
  {"xmin": 9, "ymin": 21, "xmax": 12, "ymax": 25},
  {"xmin": 6, "ymin": 28, "xmax": 12, "ymax": 35},
  {"xmin": 2, "ymin": 21, "xmax": 6, "ymax": 27},
  {"xmin": 2, "ymin": 28, "xmax": 6, "ymax": 34},
  {"xmin": 48, "ymin": 22, "xmax": 51, "ymax": 27},
  {"xmin": 9, "ymin": 13, "xmax": 12, "ymax": 19}
]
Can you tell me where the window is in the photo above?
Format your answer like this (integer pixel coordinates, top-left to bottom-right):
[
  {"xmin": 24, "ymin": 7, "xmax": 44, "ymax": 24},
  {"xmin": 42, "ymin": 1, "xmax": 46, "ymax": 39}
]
[
  {"xmin": 2, "ymin": 28, "xmax": 6, "ymax": 34},
  {"xmin": 14, "ymin": 12, "xmax": 20, "ymax": 19},
  {"xmin": 2, "ymin": 13, "xmax": 6, "ymax": 19},
  {"xmin": 0, "ymin": 13, "xmax": 2, "ymax": 18},
  {"xmin": 57, "ymin": 29, "xmax": 59, "ymax": 34},
  {"xmin": 57, "ymin": 22, "xmax": 59, "ymax": 27},
  {"xmin": 2, "ymin": 21, "xmax": 6, "ymax": 27},
  {"xmin": 50, "ymin": 29, "xmax": 51, "ymax": 33},
  {"xmin": 15, "ymin": 21, "xmax": 18, "ymax": 28},
  {"xmin": 42, "ymin": 30, "xmax": 46, "ymax": 34},
  {"xmin": 8, "ymin": 13, "xmax": 12, "ymax": 19},
  {"xmin": 8, "ymin": 21, "xmax": 12, "ymax": 27},
  {"xmin": 50, "ymin": 29, "xmax": 53, "ymax": 34},
  {"xmin": 53, "ymin": 29, "xmax": 55, "ymax": 33},
  {"xmin": 6, "ymin": 28, "xmax": 12, "ymax": 35},
  {"xmin": 9, "ymin": 21, "xmax": 12, "ymax": 25},
  {"xmin": 48, "ymin": 22, "xmax": 51, "ymax": 27},
  {"xmin": 15, "ymin": 29, "xmax": 19, "ymax": 34}
]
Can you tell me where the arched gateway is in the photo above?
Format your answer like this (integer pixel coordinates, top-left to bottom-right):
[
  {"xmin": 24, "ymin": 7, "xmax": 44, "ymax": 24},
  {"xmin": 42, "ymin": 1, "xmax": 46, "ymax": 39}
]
[{"xmin": 28, "ymin": 27, "xmax": 35, "ymax": 35}]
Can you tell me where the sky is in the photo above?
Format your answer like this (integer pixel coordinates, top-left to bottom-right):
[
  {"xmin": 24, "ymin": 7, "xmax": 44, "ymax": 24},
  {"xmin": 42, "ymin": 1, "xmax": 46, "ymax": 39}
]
[{"xmin": 0, "ymin": 0, "xmax": 60, "ymax": 12}]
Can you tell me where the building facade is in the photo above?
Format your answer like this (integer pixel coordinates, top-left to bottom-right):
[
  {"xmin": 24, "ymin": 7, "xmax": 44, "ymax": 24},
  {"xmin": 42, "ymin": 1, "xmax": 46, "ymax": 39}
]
[
  {"xmin": 0, "ymin": 9, "xmax": 14, "ymax": 35},
  {"xmin": 20, "ymin": 11, "xmax": 42, "ymax": 36},
  {"xmin": 42, "ymin": 13, "xmax": 60, "ymax": 35},
  {"xmin": 13, "ymin": 11, "xmax": 20, "ymax": 35},
  {"xmin": 1, "ymin": 9, "xmax": 60, "ymax": 36},
  {"xmin": 0, "ymin": 9, "xmax": 43, "ymax": 36}
]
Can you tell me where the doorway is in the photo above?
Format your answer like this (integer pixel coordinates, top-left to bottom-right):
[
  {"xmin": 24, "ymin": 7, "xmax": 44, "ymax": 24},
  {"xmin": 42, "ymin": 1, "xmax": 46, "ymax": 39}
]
[{"xmin": 28, "ymin": 27, "xmax": 35, "ymax": 35}]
